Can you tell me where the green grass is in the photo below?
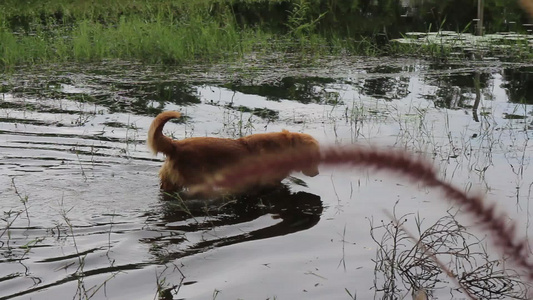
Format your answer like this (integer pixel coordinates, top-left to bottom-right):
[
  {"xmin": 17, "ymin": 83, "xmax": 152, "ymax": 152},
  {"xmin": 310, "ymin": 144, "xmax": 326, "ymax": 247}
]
[
  {"xmin": 0, "ymin": 0, "xmax": 371, "ymax": 68},
  {"xmin": 0, "ymin": 4, "xmax": 275, "ymax": 66},
  {"xmin": 3, "ymin": 0, "xmax": 530, "ymax": 68},
  {"xmin": 65, "ymin": 14, "xmax": 261, "ymax": 64}
]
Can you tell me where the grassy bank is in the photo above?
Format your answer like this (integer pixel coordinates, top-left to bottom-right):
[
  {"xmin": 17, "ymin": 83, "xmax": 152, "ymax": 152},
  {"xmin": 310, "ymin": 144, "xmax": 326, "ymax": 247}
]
[
  {"xmin": 0, "ymin": 0, "xmax": 531, "ymax": 68},
  {"xmin": 1, "ymin": 1, "xmax": 256, "ymax": 66},
  {"xmin": 0, "ymin": 0, "xmax": 354, "ymax": 67}
]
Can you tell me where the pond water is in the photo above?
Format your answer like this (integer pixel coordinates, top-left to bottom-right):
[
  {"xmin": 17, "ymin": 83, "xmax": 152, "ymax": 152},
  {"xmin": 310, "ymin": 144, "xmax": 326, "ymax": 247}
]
[{"xmin": 1, "ymin": 56, "xmax": 533, "ymax": 299}]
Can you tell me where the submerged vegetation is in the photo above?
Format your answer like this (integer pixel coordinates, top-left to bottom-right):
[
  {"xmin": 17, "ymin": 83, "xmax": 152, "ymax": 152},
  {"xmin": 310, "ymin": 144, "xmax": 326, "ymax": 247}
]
[{"xmin": 0, "ymin": 0, "xmax": 531, "ymax": 68}]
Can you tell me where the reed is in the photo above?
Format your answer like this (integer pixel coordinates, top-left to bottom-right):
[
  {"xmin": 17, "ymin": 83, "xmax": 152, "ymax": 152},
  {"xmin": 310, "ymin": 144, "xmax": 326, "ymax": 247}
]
[
  {"xmin": 0, "ymin": 1, "xmax": 276, "ymax": 66},
  {"xmin": 0, "ymin": 0, "xmax": 392, "ymax": 67}
]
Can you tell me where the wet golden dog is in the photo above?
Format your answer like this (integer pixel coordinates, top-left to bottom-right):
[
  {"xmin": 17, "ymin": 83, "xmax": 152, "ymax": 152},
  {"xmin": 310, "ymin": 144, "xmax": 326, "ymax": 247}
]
[{"xmin": 147, "ymin": 111, "xmax": 320, "ymax": 193}]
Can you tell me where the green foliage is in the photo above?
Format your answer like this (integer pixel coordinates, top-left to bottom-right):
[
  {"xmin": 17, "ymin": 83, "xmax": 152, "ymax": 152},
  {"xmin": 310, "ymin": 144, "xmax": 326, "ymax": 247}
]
[
  {"xmin": 0, "ymin": 0, "xmax": 285, "ymax": 67},
  {"xmin": 0, "ymin": 0, "xmax": 531, "ymax": 68},
  {"xmin": 286, "ymin": 1, "xmax": 327, "ymax": 37}
]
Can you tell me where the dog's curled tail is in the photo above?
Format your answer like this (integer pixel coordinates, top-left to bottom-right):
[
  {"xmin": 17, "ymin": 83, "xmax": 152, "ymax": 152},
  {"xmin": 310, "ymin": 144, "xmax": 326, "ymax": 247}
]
[{"xmin": 147, "ymin": 111, "xmax": 182, "ymax": 156}]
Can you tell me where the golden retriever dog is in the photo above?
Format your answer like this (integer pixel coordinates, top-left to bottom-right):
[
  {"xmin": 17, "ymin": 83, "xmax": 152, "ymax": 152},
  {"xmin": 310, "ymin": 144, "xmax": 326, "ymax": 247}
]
[{"xmin": 147, "ymin": 111, "xmax": 320, "ymax": 194}]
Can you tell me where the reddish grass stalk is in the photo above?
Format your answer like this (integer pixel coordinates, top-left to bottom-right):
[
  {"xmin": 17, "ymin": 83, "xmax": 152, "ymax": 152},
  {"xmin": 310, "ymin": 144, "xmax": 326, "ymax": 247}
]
[{"xmin": 193, "ymin": 145, "xmax": 533, "ymax": 281}]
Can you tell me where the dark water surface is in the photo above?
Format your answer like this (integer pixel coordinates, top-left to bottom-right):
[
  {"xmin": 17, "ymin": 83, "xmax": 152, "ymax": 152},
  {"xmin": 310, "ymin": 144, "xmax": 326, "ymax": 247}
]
[{"xmin": 1, "ymin": 56, "xmax": 533, "ymax": 299}]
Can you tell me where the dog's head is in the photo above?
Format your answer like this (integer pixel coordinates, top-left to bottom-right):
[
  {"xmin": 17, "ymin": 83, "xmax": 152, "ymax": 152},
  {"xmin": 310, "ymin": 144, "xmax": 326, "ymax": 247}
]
[{"xmin": 289, "ymin": 132, "xmax": 320, "ymax": 177}]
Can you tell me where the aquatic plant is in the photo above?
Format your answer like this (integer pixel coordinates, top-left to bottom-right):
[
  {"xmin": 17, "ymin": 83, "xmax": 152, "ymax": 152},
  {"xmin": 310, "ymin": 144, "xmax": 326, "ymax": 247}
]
[{"xmin": 371, "ymin": 207, "xmax": 530, "ymax": 299}]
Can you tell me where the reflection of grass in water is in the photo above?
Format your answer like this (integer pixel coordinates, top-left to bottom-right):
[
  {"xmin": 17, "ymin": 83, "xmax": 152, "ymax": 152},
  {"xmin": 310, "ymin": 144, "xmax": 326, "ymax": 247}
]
[
  {"xmin": 102, "ymin": 121, "xmax": 139, "ymax": 130},
  {"xmin": 225, "ymin": 104, "xmax": 279, "ymax": 121}
]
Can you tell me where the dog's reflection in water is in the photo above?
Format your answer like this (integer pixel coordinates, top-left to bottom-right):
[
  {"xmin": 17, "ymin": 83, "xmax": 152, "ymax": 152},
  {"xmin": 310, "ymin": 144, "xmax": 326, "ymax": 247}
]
[{"xmin": 143, "ymin": 182, "xmax": 322, "ymax": 261}]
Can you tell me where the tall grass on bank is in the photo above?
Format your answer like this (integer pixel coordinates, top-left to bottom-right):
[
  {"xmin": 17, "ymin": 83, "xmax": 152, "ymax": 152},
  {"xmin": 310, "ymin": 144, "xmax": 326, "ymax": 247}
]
[
  {"xmin": 0, "ymin": 8, "xmax": 274, "ymax": 66},
  {"xmin": 0, "ymin": 0, "xmax": 373, "ymax": 68},
  {"xmin": 68, "ymin": 13, "xmax": 260, "ymax": 63}
]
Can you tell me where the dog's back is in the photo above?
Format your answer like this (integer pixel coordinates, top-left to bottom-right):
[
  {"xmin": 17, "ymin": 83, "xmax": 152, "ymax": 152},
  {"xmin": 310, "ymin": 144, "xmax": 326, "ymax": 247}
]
[{"xmin": 239, "ymin": 130, "xmax": 292, "ymax": 153}]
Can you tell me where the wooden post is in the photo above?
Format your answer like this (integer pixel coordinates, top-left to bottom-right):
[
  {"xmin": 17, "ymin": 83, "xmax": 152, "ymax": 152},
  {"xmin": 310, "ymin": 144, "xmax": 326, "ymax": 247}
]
[{"xmin": 477, "ymin": 0, "xmax": 484, "ymax": 35}]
